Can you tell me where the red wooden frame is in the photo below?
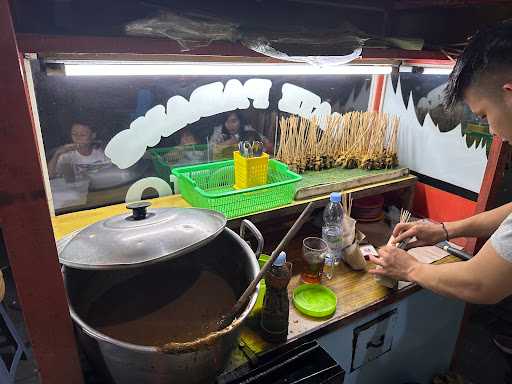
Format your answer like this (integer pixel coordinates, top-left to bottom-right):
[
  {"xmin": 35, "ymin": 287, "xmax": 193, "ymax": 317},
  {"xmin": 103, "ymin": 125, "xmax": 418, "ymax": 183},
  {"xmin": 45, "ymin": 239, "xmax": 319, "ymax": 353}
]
[
  {"xmin": 466, "ymin": 136, "xmax": 511, "ymax": 254},
  {"xmin": 0, "ymin": 2, "xmax": 83, "ymax": 383},
  {"xmin": 16, "ymin": 33, "xmax": 452, "ymax": 64},
  {"xmin": 370, "ymin": 74, "xmax": 386, "ymax": 111},
  {"xmin": 17, "ymin": 33, "xmax": 262, "ymax": 57}
]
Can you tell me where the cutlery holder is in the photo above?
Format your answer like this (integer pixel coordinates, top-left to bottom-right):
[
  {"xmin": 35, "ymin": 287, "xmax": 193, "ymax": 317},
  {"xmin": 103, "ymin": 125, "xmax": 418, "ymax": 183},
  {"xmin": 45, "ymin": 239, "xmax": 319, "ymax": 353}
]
[{"xmin": 234, "ymin": 151, "xmax": 269, "ymax": 189}]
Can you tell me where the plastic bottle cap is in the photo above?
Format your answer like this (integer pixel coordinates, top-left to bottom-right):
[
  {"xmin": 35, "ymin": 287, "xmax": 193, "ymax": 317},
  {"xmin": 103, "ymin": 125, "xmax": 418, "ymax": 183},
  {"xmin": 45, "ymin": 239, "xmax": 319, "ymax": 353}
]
[
  {"xmin": 330, "ymin": 192, "xmax": 342, "ymax": 203},
  {"xmin": 273, "ymin": 251, "xmax": 286, "ymax": 267}
]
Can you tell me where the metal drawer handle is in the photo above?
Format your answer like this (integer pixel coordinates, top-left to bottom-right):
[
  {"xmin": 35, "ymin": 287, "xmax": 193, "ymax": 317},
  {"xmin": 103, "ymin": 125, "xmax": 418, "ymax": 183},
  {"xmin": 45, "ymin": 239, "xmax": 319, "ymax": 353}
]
[{"xmin": 367, "ymin": 335, "xmax": 385, "ymax": 349}]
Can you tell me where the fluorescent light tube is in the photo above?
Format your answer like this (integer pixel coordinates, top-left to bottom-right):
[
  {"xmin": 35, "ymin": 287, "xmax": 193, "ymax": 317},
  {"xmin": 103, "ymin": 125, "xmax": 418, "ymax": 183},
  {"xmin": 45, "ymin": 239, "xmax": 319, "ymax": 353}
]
[
  {"xmin": 64, "ymin": 62, "xmax": 392, "ymax": 76},
  {"xmin": 421, "ymin": 67, "xmax": 453, "ymax": 75},
  {"xmin": 399, "ymin": 65, "xmax": 453, "ymax": 75}
]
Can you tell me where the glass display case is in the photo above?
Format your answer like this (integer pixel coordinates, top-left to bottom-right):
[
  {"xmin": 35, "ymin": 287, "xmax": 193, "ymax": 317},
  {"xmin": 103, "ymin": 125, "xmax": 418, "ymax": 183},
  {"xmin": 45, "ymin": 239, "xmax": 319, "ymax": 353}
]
[{"xmin": 29, "ymin": 59, "xmax": 374, "ymax": 214}]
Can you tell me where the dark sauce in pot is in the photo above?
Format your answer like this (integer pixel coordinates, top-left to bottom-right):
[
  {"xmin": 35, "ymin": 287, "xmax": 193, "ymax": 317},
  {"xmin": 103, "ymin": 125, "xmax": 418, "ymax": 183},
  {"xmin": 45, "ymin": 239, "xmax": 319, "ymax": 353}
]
[{"xmin": 86, "ymin": 267, "xmax": 236, "ymax": 346}]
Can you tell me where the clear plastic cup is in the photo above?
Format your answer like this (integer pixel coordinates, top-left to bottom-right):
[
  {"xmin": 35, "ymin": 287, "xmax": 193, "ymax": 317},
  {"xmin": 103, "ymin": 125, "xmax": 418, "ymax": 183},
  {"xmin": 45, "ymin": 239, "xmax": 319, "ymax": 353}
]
[{"xmin": 301, "ymin": 237, "xmax": 328, "ymax": 284}]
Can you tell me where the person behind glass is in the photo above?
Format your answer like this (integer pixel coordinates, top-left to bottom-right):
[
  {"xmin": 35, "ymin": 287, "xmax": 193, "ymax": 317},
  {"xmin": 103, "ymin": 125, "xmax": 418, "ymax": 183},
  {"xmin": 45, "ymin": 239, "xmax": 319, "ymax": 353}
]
[
  {"xmin": 210, "ymin": 111, "xmax": 273, "ymax": 157},
  {"xmin": 178, "ymin": 129, "xmax": 199, "ymax": 146},
  {"xmin": 177, "ymin": 129, "xmax": 206, "ymax": 163},
  {"xmin": 47, "ymin": 122, "xmax": 109, "ymax": 180}
]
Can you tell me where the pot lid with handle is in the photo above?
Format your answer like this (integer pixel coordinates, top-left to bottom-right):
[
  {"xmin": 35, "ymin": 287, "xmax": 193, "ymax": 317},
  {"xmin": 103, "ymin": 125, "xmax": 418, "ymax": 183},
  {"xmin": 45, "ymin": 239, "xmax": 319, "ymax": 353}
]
[{"xmin": 58, "ymin": 201, "xmax": 227, "ymax": 270}]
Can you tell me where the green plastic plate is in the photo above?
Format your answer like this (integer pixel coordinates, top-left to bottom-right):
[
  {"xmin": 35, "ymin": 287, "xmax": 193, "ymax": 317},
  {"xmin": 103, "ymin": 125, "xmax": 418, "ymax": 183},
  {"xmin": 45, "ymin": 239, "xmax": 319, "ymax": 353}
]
[{"xmin": 293, "ymin": 284, "xmax": 337, "ymax": 318}]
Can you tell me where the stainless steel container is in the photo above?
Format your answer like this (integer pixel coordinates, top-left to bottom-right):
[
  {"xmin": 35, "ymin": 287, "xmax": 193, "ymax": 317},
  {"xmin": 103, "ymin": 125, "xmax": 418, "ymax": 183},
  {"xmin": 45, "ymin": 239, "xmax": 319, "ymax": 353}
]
[{"xmin": 59, "ymin": 203, "xmax": 263, "ymax": 384}]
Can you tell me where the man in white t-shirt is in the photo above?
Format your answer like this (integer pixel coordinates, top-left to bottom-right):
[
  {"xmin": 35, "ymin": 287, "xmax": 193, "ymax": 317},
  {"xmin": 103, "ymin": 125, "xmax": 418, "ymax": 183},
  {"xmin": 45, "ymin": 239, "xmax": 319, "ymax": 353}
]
[
  {"xmin": 48, "ymin": 123, "xmax": 109, "ymax": 179},
  {"xmin": 369, "ymin": 20, "xmax": 512, "ymax": 304},
  {"xmin": 367, "ymin": 19, "xmax": 512, "ymax": 358}
]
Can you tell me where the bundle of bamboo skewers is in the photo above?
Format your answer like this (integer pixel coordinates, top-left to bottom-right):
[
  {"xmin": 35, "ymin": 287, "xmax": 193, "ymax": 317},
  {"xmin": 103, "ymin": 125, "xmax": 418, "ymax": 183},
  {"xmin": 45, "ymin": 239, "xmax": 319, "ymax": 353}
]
[
  {"xmin": 276, "ymin": 111, "xmax": 399, "ymax": 173},
  {"xmin": 343, "ymin": 193, "xmax": 353, "ymax": 218}
]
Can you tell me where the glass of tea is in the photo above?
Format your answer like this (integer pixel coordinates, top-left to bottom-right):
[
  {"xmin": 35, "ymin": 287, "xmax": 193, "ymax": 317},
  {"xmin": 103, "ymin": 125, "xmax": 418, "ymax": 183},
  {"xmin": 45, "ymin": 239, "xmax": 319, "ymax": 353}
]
[{"xmin": 301, "ymin": 237, "xmax": 328, "ymax": 284}]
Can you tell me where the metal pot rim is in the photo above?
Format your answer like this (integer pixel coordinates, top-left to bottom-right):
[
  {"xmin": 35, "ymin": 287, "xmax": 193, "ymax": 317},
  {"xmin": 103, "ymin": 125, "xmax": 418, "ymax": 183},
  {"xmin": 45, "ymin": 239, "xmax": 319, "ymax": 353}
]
[{"xmin": 63, "ymin": 227, "xmax": 260, "ymax": 353}]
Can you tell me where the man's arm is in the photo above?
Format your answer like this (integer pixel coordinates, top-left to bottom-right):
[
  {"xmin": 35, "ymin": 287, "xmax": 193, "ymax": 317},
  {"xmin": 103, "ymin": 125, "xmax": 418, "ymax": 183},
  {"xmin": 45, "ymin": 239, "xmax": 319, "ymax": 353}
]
[
  {"xmin": 370, "ymin": 241, "xmax": 512, "ymax": 304},
  {"xmin": 393, "ymin": 202, "xmax": 512, "ymax": 246},
  {"xmin": 410, "ymin": 241, "xmax": 512, "ymax": 304},
  {"xmin": 445, "ymin": 202, "xmax": 512, "ymax": 239}
]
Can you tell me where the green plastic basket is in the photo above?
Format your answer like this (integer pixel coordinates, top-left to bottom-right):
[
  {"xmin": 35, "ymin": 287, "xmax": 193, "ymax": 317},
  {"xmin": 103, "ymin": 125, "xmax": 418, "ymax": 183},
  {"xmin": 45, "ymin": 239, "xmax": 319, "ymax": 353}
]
[
  {"xmin": 149, "ymin": 145, "xmax": 209, "ymax": 185},
  {"xmin": 172, "ymin": 159, "xmax": 302, "ymax": 218}
]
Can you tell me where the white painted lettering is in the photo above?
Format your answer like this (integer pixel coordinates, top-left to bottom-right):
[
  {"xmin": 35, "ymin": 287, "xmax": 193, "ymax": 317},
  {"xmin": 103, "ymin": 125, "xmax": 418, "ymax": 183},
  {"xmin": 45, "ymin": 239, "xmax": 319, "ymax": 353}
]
[{"xmin": 244, "ymin": 79, "xmax": 272, "ymax": 109}]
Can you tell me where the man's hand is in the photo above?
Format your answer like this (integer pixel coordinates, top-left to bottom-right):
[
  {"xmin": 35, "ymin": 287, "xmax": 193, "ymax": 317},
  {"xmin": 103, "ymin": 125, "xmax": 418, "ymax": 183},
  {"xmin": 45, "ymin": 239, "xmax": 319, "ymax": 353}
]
[
  {"xmin": 392, "ymin": 221, "xmax": 446, "ymax": 249},
  {"xmin": 368, "ymin": 245, "xmax": 420, "ymax": 281}
]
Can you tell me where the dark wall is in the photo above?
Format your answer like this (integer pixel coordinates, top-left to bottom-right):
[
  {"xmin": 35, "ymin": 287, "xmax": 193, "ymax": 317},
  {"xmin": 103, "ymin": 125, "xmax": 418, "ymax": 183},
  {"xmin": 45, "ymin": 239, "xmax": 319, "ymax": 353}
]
[{"xmin": 11, "ymin": 0, "xmax": 512, "ymax": 49}]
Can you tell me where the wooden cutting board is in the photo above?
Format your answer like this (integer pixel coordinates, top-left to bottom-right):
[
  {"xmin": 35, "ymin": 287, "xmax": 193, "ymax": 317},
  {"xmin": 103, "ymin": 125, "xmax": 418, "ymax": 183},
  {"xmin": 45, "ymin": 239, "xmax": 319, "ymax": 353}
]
[{"xmin": 295, "ymin": 167, "xmax": 409, "ymax": 200}]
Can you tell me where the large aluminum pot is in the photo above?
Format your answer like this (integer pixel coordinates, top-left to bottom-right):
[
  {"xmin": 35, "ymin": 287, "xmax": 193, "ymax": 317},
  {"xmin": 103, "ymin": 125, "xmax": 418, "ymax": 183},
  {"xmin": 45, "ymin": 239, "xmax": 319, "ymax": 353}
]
[{"xmin": 62, "ymin": 224, "xmax": 261, "ymax": 384}]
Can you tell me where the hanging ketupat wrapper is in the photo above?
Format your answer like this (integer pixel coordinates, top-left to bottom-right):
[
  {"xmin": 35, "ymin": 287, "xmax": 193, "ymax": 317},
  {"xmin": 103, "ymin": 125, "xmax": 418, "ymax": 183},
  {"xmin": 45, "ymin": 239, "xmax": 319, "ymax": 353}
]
[
  {"xmin": 339, "ymin": 193, "xmax": 367, "ymax": 271},
  {"xmin": 343, "ymin": 229, "xmax": 367, "ymax": 271}
]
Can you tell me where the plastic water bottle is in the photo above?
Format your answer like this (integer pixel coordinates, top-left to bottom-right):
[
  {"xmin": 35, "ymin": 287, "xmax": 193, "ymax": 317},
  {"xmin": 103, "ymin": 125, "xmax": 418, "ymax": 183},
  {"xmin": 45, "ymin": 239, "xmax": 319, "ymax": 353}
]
[{"xmin": 322, "ymin": 192, "xmax": 344, "ymax": 277}]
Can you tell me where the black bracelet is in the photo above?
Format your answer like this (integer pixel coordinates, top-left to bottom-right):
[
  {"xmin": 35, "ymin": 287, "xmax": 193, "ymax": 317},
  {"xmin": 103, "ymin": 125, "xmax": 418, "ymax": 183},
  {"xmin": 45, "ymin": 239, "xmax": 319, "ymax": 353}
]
[{"xmin": 440, "ymin": 222, "xmax": 449, "ymax": 241}]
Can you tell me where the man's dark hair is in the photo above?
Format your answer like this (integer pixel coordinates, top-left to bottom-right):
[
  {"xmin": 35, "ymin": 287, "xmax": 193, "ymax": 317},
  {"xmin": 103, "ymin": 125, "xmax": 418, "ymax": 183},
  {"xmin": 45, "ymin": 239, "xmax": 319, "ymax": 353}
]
[{"xmin": 444, "ymin": 19, "xmax": 512, "ymax": 110}]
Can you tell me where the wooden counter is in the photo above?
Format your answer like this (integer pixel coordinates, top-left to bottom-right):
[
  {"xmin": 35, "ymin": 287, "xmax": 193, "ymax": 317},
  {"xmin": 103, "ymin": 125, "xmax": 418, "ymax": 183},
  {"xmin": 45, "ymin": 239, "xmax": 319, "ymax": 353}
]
[
  {"xmin": 224, "ymin": 247, "xmax": 464, "ymax": 383},
  {"xmin": 52, "ymin": 201, "xmax": 460, "ymax": 362},
  {"xmin": 51, "ymin": 174, "xmax": 417, "ymax": 239},
  {"xmin": 52, "ymin": 194, "xmax": 191, "ymax": 240},
  {"xmin": 52, "ymin": 197, "xmax": 460, "ymax": 380},
  {"xmin": 50, "ymin": 173, "xmax": 463, "ymax": 382},
  {"xmin": 233, "ymin": 220, "xmax": 461, "ymax": 366}
]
